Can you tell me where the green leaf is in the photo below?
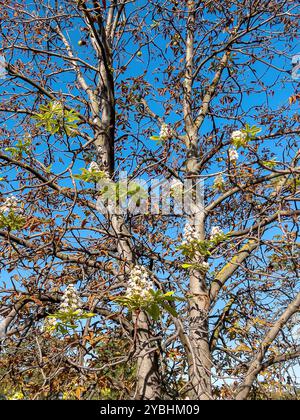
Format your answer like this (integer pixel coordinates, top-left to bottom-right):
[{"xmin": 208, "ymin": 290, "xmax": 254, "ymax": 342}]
[
  {"xmin": 261, "ymin": 160, "xmax": 277, "ymax": 168},
  {"xmin": 163, "ymin": 291, "xmax": 175, "ymax": 297},
  {"xmin": 32, "ymin": 101, "xmax": 79, "ymax": 137},
  {"xmin": 74, "ymin": 168, "xmax": 108, "ymax": 183},
  {"xmin": 45, "ymin": 164, "xmax": 52, "ymax": 173},
  {"xmin": 146, "ymin": 304, "xmax": 160, "ymax": 321},
  {"xmin": 182, "ymin": 263, "xmax": 194, "ymax": 269},
  {"xmin": 81, "ymin": 312, "xmax": 96, "ymax": 318},
  {"xmin": 161, "ymin": 303, "xmax": 178, "ymax": 318},
  {"xmin": 58, "ymin": 325, "xmax": 68, "ymax": 335},
  {"xmin": 0, "ymin": 212, "xmax": 26, "ymax": 231}
]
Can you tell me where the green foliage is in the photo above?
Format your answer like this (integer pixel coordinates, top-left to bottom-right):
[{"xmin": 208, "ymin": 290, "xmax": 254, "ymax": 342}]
[
  {"xmin": 45, "ymin": 310, "xmax": 95, "ymax": 335},
  {"xmin": 212, "ymin": 176, "xmax": 225, "ymax": 191},
  {"xmin": 33, "ymin": 101, "xmax": 79, "ymax": 137},
  {"xmin": 0, "ymin": 211, "xmax": 25, "ymax": 231},
  {"xmin": 261, "ymin": 160, "xmax": 278, "ymax": 168},
  {"xmin": 231, "ymin": 124, "xmax": 262, "ymax": 149},
  {"xmin": 127, "ymin": 182, "xmax": 148, "ymax": 206},
  {"xmin": 181, "ymin": 262, "xmax": 209, "ymax": 274},
  {"xmin": 270, "ymin": 176, "xmax": 300, "ymax": 194},
  {"xmin": 149, "ymin": 124, "xmax": 171, "ymax": 143},
  {"xmin": 286, "ymin": 177, "xmax": 300, "ymax": 192},
  {"xmin": 99, "ymin": 180, "xmax": 127, "ymax": 204},
  {"xmin": 178, "ymin": 239, "xmax": 212, "ymax": 259},
  {"xmin": 179, "ymin": 235, "xmax": 229, "ymax": 272},
  {"xmin": 98, "ymin": 180, "xmax": 148, "ymax": 206},
  {"xmin": 231, "ymin": 136, "xmax": 246, "ymax": 150},
  {"xmin": 74, "ymin": 168, "xmax": 108, "ymax": 183},
  {"xmin": 5, "ymin": 136, "xmax": 31, "ymax": 159},
  {"xmin": 210, "ymin": 232, "xmax": 229, "ymax": 246},
  {"xmin": 116, "ymin": 290, "xmax": 184, "ymax": 321},
  {"xmin": 170, "ymin": 183, "xmax": 184, "ymax": 200},
  {"xmin": 5, "ymin": 390, "xmax": 24, "ymax": 400},
  {"xmin": 45, "ymin": 164, "xmax": 53, "ymax": 174},
  {"xmin": 149, "ymin": 135, "xmax": 163, "ymax": 142},
  {"xmin": 244, "ymin": 124, "xmax": 262, "ymax": 140}
]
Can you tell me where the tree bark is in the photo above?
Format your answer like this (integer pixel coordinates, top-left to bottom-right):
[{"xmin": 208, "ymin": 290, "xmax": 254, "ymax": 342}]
[
  {"xmin": 110, "ymin": 215, "xmax": 161, "ymax": 400},
  {"xmin": 183, "ymin": 1, "xmax": 213, "ymax": 399},
  {"xmin": 188, "ymin": 269, "xmax": 212, "ymax": 399},
  {"xmin": 92, "ymin": 13, "xmax": 160, "ymax": 397},
  {"xmin": 236, "ymin": 291, "xmax": 300, "ymax": 400},
  {"xmin": 134, "ymin": 311, "xmax": 161, "ymax": 400}
]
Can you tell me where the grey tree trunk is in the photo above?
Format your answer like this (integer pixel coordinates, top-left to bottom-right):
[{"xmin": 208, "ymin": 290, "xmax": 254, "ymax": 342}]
[
  {"xmin": 188, "ymin": 270, "xmax": 212, "ymax": 400},
  {"xmin": 93, "ymin": 24, "xmax": 161, "ymax": 399},
  {"xmin": 110, "ymin": 215, "xmax": 161, "ymax": 400},
  {"xmin": 134, "ymin": 311, "xmax": 161, "ymax": 400}
]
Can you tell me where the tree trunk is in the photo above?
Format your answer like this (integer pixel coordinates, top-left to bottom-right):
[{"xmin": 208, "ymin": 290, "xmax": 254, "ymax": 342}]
[
  {"xmin": 95, "ymin": 35, "xmax": 161, "ymax": 399},
  {"xmin": 188, "ymin": 270, "xmax": 212, "ymax": 400},
  {"xmin": 134, "ymin": 311, "xmax": 161, "ymax": 400},
  {"xmin": 111, "ymin": 214, "xmax": 161, "ymax": 399}
]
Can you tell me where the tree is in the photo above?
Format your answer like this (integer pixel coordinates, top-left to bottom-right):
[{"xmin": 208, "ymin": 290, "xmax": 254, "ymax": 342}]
[{"xmin": 0, "ymin": 0, "xmax": 299, "ymax": 400}]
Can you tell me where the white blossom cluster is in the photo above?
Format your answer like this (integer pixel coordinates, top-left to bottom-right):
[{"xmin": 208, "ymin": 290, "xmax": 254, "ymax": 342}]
[
  {"xmin": 88, "ymin": 161, "xmax": 110, "ymax": 179},
  {"xmin": 42, "ymin": 285, "xmax": 82, "ymax": 333},
  {"xmin": 201, "ymin": 261, "xmax": 210, "ymax": 271},
  {"xmin": 126, "ymin": 265, "xmax": 154, "ymax": 300},
  {"xmin": 160, "ymin": 123, "xmax": 171, "ymax": 140},
  {"xmin": 170, "ymin": 179, "xmax": 184, "ymax": 199},
  {"xmin": 182, "ymin": 221, "xmax": 198, "ymax": 245},
  {"xmin": 53, "ymin": 100, "xmax": 62, "ymax": 108},
  {"xmin": 228, "ymin": 147, "xmax": 239, "ymax": 162},
  {"xmin": 88, "ymin": 161, "xmax": 101, "ymax": 172},
  {"xmin": 231, "ymin": 130, "xmax": 247, "ymax": 143},
  {"xmin": 213, "ymin": 174, "xmax": 225, "ymax": 190},
  {"xmin": 59, "ymin": 284, "xmax": 82, "ymax": 314},
  {"xmin": 43, "ymin": 317, "xmax": 57, "ymax": 331},
  {"xmin": 0, "ymin": 195, "xmax": 19, "ymax": 214},
  {"xmin": 210, "ymin": 226, "xmax": 224, "ymax": 240},
  {"xmin": 171, "ymin": 179, "xmax": 183, "ymax": 191}
]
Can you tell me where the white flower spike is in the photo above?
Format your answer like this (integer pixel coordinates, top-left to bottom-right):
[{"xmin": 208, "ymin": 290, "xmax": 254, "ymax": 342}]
[
  {"xmin": 159, "ymin": 123, "xmax": 171, "ymax": 140},
  {"xmin": 201, "ymin": 261, "xmax": 210, "ymax": 271},
  {"xmin": 213, "ymin": 174, "xmax": 225, "ymax": 190},
  {"xmin": 231, "ymin": 130, "xmax": 247, "ymax": 143},
  {"xmin": 0, "ymin": 195, "xmax": 19, "ymax": 214},
  {"xmin": 229, "ymin": 147, "xmax": 239, "ymax": 162},
  {"xmin": 126, "ymin": 265, "xmax": 154, "ymax": 299},
  {"xmin": 210, "ymin": 226, "xmax": 224, "ymax": 240},
  {"xmin": 88, "ymin": 161, "xmax": 101, "ymax": 172},
  {"xmin": 182, "ymin": 221, "xmax": 198, "ymax": 245},
  {"xmin": 59, "ymin": 284, "xmax": 82, "ymax": 314}
]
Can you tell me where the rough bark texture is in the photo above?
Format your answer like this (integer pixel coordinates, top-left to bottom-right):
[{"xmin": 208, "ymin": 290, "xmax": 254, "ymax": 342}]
[
  {"xmin": 183, "ymin": 1, "xmax": 212, "ymax": 399},
  {"xmin": 109, "ymin": 196, "xmax": 161, "ymax": 400},
  {"xmin": 133, "ymin": 311, "xmax": 161, "ymax": 400},
  {"xmin": 94, "ymin": 15, "xmax": 161, "ymax": 399},
  {"xmin": 188, "ymin": 269, "xmax": 212, "ymax": 399}
]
